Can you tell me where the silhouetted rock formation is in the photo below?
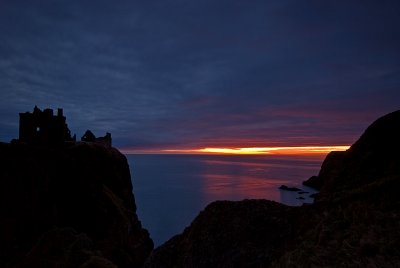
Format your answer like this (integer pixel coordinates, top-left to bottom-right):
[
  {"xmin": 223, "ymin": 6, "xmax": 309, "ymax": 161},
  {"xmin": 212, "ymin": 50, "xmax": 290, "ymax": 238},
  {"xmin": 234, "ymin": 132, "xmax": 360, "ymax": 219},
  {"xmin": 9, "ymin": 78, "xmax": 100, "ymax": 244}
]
[
  {"xmin": 279, "ymin": 185, "xmax": 301, "ymax": 191},
  {"xmin": 145, "ymin": 110, "xmax": 400, "ymax": 267},
  {"xmin": 146, "ymin": 200, "xmax": 295, "ymax": 268},
  {"xmin": 302, "ymin": 151, "xmax": 346, "ymax": 190},
  {"xmin": 0, "ymin": 142, "xmax": 153, "ymax": 267},
  {"xmin": 303, "ymin": 110, "xmax": 400, "ymax": 200}
]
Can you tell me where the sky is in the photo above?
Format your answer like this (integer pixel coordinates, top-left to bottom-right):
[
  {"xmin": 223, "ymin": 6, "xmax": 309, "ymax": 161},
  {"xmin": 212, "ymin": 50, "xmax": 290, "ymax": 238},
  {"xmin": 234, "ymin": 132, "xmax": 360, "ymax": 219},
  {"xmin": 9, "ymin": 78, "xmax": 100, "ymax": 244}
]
[{"xmin": 0, "ymin": 0, "xmax": 399, "ymax": 151}]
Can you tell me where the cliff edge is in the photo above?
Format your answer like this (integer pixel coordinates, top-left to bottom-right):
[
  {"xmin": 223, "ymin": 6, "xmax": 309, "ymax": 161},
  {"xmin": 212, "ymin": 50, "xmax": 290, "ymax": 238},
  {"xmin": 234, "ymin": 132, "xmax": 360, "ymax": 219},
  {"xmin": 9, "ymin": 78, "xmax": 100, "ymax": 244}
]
[{"xmin": 0, "ymin": 142, "xmax": 153, "ymax": 267}]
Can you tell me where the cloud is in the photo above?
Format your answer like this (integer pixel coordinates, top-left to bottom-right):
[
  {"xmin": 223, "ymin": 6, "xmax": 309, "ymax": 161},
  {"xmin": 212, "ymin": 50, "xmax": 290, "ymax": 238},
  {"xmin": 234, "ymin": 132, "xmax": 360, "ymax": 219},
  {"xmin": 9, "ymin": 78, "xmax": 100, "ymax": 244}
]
[{"xmin": 0, "ymin": 0, "xmax": 399, "ymax": 148}]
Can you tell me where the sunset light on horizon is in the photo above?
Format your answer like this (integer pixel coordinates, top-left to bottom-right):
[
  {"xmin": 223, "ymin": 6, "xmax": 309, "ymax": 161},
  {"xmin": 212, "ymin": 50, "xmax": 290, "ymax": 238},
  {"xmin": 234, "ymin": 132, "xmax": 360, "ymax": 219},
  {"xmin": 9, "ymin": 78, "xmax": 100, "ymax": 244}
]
[{"xmin": 121, "ymin": 145, "xmax": 350, "ymax": 155}]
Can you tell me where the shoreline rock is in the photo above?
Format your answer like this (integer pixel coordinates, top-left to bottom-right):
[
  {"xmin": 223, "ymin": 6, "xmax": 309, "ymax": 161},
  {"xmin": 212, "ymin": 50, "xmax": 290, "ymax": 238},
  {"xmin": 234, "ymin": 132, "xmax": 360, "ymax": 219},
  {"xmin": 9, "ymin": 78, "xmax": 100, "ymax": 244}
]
[{"xmin": 279, "ymin": 185, "xmax": 301, "ymax": 191}]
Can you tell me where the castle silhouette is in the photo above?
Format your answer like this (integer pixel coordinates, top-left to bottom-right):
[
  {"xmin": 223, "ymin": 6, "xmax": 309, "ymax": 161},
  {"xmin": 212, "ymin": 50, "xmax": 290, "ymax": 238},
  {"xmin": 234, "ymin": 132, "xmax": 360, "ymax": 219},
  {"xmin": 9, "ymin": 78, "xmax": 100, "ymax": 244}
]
[{"xmin": 18, "ymin": 106, "xmax": 111, "ymax": 147}]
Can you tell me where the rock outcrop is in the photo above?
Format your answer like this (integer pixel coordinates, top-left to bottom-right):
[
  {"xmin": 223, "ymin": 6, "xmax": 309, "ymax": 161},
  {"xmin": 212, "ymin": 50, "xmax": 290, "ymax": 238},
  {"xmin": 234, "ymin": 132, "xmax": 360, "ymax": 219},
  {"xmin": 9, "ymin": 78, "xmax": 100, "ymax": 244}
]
[
  {"xmin": 146, "ymin": 200, "xmax": 297, "ymax": 267},
  {"xmin": 0, "ymin": 142, "xmax": 153, "ymax": 267},
  {"xmin": 146, "ymin": 110, "xmax": 400, "ymax": 267},
  {"xmin": 303, "ymin": 110, "xmax": 400, "ymax": 200}
]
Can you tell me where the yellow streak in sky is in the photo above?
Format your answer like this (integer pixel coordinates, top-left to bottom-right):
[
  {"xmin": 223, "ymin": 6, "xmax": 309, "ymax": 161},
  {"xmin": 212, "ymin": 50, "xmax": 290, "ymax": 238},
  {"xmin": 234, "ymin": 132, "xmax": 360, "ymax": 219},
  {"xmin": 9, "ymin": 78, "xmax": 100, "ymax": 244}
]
[{"xmin": 162, "ymin": 146, "xmax": 350, "ymax": 155}]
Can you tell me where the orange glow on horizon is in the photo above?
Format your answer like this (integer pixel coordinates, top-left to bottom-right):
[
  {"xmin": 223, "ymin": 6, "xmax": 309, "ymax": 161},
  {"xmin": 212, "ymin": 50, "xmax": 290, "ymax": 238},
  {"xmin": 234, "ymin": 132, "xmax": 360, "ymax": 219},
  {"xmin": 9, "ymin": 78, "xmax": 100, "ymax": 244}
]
[
  {"xmin": 196, "ymin": 146, "xmax": 350, "ymax": 154},
  {"xmin": 122, "ymin": 145, "xmax": 350, "ymax": 155}
]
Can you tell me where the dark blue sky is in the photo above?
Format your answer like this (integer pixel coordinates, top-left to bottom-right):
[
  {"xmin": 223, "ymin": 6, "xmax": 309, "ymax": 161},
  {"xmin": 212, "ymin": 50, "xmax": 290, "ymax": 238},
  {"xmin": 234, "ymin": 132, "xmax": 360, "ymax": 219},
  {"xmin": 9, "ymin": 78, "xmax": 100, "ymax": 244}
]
[{"xmin": 0, "ymin": 0, "xmax": 399, "ymax": 150}]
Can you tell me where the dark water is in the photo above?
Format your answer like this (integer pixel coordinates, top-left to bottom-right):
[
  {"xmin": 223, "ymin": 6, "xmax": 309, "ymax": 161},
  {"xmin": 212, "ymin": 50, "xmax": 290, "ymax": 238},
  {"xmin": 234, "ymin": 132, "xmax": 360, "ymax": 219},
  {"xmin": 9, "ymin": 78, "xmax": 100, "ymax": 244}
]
[{"xmin": 127, "ymin": 154, "xmax": 322, "ymax": 246}]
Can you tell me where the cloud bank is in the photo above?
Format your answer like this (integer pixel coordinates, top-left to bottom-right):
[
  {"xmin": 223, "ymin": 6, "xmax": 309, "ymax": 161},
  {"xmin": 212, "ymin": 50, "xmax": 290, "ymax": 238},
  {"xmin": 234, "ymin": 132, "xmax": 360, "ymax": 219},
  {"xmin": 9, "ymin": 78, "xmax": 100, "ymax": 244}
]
[{"xmin": 0, "ymin": 0, "xmax": 399, "ymax": 150}]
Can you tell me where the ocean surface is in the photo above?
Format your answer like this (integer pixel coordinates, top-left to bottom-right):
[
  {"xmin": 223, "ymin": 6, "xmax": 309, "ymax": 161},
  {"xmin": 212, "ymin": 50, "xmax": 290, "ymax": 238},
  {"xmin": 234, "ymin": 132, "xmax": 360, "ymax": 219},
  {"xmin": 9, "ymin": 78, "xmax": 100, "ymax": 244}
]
[{"xmin": 127, "ymin": 154, "xmax": 323, "ymax": 246}]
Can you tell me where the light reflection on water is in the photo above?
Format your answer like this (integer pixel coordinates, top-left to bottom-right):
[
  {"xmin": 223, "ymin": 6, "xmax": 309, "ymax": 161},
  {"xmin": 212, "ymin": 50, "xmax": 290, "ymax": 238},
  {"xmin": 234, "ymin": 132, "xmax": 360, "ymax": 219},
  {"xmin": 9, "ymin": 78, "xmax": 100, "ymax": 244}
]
[
  {"xmin": 127, "ymin": 154, "xmax": 322, "ymax": 246},
  {"xmin": 198, "ymin": 155, "xmax": 320, "ymax": 205}
]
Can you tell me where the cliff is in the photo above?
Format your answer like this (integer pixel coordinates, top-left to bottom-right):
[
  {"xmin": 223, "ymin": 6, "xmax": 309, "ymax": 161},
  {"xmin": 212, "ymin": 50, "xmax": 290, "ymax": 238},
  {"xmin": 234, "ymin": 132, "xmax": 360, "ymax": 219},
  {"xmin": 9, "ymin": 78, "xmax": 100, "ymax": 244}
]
[
  {"xmin": 303, "ymin": 110, "xmax": 400, "ymax": 200},
  {"xmin": 145, "ymin": 110, "xmax": 400, "ymax": 267},
  {"xmin": 0, "ymin": 142, "xmax": 153, "ymax": 267}
]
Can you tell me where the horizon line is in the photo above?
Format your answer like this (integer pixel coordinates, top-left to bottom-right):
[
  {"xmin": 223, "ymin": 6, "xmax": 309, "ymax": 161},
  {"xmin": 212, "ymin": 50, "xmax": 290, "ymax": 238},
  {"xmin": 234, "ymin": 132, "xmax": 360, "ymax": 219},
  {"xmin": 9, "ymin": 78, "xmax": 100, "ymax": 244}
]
[{"xmin": 119, "ymin": 145, "xmax": 350, "ymax": 155}]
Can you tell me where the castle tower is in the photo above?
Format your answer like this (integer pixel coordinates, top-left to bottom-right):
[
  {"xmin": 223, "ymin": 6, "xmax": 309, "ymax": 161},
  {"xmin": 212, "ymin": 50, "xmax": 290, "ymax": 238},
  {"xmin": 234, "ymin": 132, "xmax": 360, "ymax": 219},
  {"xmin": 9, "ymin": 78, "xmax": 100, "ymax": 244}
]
[{"xmin": 19, "ymin": 106, "xmax": 73, "ymax": 145}]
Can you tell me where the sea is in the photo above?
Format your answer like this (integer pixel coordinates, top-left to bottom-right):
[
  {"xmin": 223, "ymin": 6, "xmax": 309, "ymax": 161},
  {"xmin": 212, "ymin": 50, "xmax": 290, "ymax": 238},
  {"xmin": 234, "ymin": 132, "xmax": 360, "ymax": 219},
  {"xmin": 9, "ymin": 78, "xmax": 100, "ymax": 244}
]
[{"xmin": 126, "ymin": 154, "xmax": 323, "ymax": 246}]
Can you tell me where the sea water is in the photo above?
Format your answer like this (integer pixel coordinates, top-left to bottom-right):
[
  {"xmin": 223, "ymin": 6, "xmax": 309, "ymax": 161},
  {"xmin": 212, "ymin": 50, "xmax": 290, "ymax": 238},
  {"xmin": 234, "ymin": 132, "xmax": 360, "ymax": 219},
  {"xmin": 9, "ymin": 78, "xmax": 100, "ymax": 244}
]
[{"xmin": 127, "ymin": 154, "xmax": 322, "ymax": 246}]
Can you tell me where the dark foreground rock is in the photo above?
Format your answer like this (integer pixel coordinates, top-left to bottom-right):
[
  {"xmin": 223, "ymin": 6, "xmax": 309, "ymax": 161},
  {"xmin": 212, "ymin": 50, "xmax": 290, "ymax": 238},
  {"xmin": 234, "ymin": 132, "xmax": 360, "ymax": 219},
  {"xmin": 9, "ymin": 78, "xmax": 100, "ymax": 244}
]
[
  {"xmin": 0, "ymin": 142, "xmax": 153, "ymax": 267},
  {"xmin": 303, "ymin": 109, "xmax": 400, "ymax": 200},
  {"xmin": 146, "ymin": 110, "xmax": 400, "ymax": 267},
  {"xmin": 146, "ymin": 200, "xmax": 297, "ymax": 267},
  {"xmin": 279, "ymin": 185, "xmax": 301, "ymax": 191}
]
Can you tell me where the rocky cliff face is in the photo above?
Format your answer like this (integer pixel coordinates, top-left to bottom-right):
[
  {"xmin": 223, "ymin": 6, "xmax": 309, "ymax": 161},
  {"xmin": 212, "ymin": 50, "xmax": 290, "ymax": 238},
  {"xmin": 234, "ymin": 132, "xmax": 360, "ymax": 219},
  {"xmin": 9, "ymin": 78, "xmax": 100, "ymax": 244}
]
[
  {"xmin": 0, "ymin": 142, "xmax": 153, "ymax": 268},
  {"xmin": 146, "ymin": 110, "xmax": 400, "ymax": 267},
  {"xmin": 303, "ymin": 110, "xmax": 400, "ymax": 200}
]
